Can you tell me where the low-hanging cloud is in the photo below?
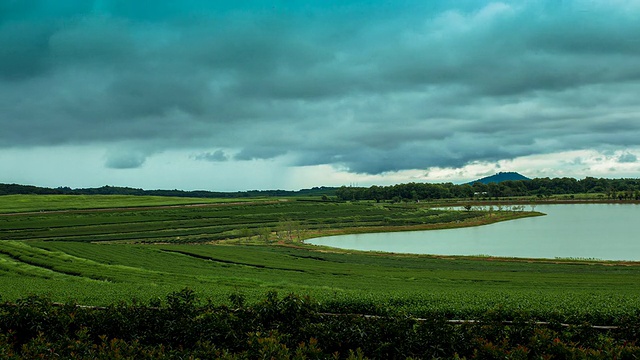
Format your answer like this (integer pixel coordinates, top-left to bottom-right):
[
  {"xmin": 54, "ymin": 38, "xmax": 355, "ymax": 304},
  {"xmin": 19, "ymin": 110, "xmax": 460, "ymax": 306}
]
[
  {"xmin": 194, "ymin": 150, "xmax": 229, "ymax": 162},
  {"xmin": 105, "ymin": 150, "xmax": 147, "ymax": 169},
  {"xmin": 2, "ymin": 0, "xmax": 640, "ymax": 174},
  {"xmin": 618, "ymin": 152, "xmax": 638, "ymax": 164}
]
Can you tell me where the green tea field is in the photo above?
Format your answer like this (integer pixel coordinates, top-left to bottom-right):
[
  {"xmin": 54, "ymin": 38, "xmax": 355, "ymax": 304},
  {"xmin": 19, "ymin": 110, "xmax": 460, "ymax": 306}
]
[
  {"xmin": 2, "ymin": 195, "xmax": 640, "ymax": 358},
  {"xmin": 0, "ymin": 195, "xmax": 637, "ymax": 323}
]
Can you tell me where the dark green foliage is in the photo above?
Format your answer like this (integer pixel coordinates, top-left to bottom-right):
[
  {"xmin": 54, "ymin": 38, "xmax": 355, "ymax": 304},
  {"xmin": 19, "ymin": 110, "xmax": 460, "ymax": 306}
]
[
  {"xmin": 1, "ymin": 291, "xmax": 639, "ymax": 359},
  {"xmin": 0, "ymin": 183, "xmax": 337, "ymax": 198},
  {"xmin": 4, "ymin": 177, "xmax": 640, "ymax": 201},
  {"xmin": 335, "ymin": 177, "xmax": 640, "ymax": 201}
]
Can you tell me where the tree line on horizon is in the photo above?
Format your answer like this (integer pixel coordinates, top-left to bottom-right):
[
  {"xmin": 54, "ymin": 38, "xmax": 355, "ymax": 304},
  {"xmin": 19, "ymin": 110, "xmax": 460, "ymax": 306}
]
[
  {"xmin": 2, "ymin": 177, "xmax": 640, "ymax": 201},
  {"xmin": 0, "ymin": 183, "xmax": 335, "ymax": 198},
  {"xmin": 335, "ymin": 177, "xmax": 640, "ymax": 202}
]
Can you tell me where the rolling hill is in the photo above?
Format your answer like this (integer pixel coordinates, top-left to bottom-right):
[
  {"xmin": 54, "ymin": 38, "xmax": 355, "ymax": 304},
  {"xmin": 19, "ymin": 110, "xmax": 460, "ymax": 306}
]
[{"xmin": 467, "ymin": 172, "xmax": 531, "ymax": 184}]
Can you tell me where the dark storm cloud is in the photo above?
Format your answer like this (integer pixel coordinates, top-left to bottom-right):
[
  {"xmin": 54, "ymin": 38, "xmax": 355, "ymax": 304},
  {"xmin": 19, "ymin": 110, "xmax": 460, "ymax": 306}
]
[
  {"xmin": 1, "ymin": 0, "xmax": 640, "ymax": 173},
  {"xmin": 0, "ymin": 22, "xmax": 52, "ymax": 80}
]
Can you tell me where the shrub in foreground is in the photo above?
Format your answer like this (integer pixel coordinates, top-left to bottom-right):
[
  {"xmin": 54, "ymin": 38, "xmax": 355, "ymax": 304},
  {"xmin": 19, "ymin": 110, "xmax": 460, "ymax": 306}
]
[{"xmin": 0, "ymin": 290, "xmax": 639, "ymax": 359}]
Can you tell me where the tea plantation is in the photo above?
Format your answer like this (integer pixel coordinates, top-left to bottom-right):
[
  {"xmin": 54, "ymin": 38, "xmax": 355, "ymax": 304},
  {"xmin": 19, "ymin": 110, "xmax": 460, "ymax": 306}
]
[{"xmin": 1, "ymin": 195, "xmax": 639, "ymax": 358}]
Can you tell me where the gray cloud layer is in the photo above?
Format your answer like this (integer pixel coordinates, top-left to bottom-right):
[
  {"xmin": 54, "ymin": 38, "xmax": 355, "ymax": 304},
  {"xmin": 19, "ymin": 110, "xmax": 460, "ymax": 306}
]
[{"xmin": 1, "ymin": 0, "xmax": 639, "ymax": 173}]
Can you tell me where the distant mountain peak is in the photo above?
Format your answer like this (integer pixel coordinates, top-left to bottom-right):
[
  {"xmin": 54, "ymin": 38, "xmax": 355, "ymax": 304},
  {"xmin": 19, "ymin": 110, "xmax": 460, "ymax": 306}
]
[{"xmin": 467, "ymin": 172, "xmax": 531, "ymax": 185}]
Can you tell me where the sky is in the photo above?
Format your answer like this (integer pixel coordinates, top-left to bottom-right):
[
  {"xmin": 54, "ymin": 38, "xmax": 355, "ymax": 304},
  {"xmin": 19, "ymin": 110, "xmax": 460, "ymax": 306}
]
[{"xmin": 1, "ymin": 0, "xmax": 640, "ymax": 191}]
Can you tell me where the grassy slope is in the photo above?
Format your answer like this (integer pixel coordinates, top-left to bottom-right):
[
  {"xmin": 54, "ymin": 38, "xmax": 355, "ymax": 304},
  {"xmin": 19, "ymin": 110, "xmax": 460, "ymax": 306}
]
[
  {"xmin": 0, "ymin": 240, "xmax": 638, "ymax": 322},
  {"xmin": 0, "ymin": 199, "xmax": 522, "ymax": 244},
  {"xmin": 0, "ymin": 194, "xmax": 264, "ymax": 213},
  {"xmin": 1, "ymin": 194, "xmax": 638, "ymax": 321}
]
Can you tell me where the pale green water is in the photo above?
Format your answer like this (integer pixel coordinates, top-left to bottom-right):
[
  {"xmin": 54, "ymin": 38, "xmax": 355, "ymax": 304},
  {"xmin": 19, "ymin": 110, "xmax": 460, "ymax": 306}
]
[{"xmin": 308, "ymin": 204, "xmax": 640, "ymax": 261}]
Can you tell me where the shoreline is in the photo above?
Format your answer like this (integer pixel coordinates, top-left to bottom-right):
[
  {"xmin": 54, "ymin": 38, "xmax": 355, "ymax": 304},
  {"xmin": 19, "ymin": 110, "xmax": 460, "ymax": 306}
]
[
  {"xmin": 297, "ymin": 210, "xmax": 543, "ymax": 242},
  {"xmin": 294, "ymin": 206, "xmax": 640, "ymax": 266}
]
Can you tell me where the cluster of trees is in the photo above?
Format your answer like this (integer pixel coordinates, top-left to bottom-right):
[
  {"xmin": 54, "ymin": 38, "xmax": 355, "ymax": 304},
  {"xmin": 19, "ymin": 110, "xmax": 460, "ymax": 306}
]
[
  {"xmin": 0, "ymin": 184, "xmax": 336, "ymax": 198},
  {"xmin": 336, "ymin": 177, "xmax": 640, "ymax": 202}
]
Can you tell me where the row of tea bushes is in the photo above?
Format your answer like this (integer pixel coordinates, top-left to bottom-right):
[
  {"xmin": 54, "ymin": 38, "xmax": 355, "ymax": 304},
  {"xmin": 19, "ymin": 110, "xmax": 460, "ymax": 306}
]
[{"xmin": 1, "ymin": 290, "xmax": 640, "ymax": 359}]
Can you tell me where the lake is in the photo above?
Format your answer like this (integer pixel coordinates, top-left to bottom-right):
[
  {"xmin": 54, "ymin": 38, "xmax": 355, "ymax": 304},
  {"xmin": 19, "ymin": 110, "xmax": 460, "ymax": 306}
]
[{"xmin": 307, "ymin": 204, "xmax": 640, "ymax": 261}]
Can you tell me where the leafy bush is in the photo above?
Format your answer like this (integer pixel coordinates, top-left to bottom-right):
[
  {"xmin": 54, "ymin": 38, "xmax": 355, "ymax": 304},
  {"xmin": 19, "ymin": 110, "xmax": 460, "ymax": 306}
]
[{"xmin": 1, "ymin": 290, "xmax": 640, "ymax": 359}]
